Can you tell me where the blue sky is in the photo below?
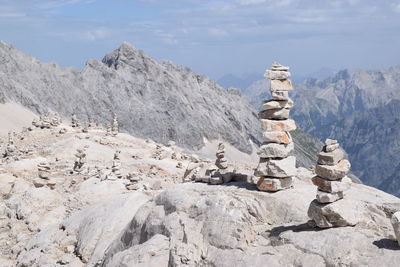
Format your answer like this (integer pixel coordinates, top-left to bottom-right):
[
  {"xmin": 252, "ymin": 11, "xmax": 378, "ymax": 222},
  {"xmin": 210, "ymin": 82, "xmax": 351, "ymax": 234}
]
[{"xmin": 1, "ymin": 0, "xmax": 400, "ymax": 80}]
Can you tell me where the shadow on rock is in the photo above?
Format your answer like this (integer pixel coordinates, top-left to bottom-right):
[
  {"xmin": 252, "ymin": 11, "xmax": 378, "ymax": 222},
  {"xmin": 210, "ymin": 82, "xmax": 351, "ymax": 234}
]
[
  {"xmin": 268, "ymin": 223, "xmax": 321, "ymax": 237},
  {"xmin": 222, "ymin": 180, "xmax": 259, "ymax": 191},
  {"xmin": 373, "ymin": 238, "xmax": 400, "ymax": 251}
]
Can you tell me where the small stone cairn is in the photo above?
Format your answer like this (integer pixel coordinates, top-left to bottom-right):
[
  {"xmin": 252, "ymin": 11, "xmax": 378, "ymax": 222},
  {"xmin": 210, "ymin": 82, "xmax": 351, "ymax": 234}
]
[
  {"xmin": 71, "ymin": 114, "xmax": 80, "ymax": 128},
  {"xmin": 308, "ymin": 139, "xmax": 354, "ymax": 228},
  {"xmin": 2, "ymin": 132, "xmax": 17, "ymax": 160},
  {"xmin": 111, "ymin": 150, "xmax": 122, "ymax": 179},
  {"xmin": 254, "ymin": 62, "xmax": 297, "ymax": 192},
  {"xmin": 209, "ymin": 143, "xmax": 232, "ymax": 185},
  {"xmin": 391, "ymin": 212, "xmax": 400, "ymax": 246},
  {"xmin": 73, "ymin": 147, "xmax": 87, "ymax": 173},
  {"xmin": 34, "ymin": 161, "xmax": 56, "ymax": 189},
  {"xmin": 111, "ymin": 113, "xmax": 119, "ymax": 136}
]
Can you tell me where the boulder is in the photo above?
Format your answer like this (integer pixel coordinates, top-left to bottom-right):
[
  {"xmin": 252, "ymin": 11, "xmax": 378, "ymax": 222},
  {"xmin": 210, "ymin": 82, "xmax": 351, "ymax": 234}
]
[
  {"xmin": 317, "ymin": 149, "xmax": 345, "ymax": 166},
  {"xmin": 312, "ymin": 176, "xmax": 352, "ymax": 193},
  {"xmin": 255, "ymin": 156, "xmax": 296, "ymax": 178},
  {"xmin": 257, "ymin": 177, "xmax": 293, "ymax": 192},
  {"xmin": 324, "ymin": 143, "xmax": 339, "ymax": 152},
  {"xmin": 262, "ymin": 131, "xmax": 292, "ymax": 144},
  {"xmin": 257, "ymin": 142, "xmax": 294, "ymax": 158},
  {"xmin": 315, "ymin": 160, "xmax": 351, "ymax": 180},
  {"xmin": 270, "ymin": 79, "xmax": 293, "ymax": 91},
  {"xmin": 308, "ymin": 199, "xmax": 362, "ymax": 228},
  {"xmin": 261, "ymin": 119, "xmax": 296, "ymax": 132}
]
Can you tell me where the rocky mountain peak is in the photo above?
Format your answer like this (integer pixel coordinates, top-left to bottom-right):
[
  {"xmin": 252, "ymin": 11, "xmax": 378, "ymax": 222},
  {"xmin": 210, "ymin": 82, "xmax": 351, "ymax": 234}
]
[{"xmin": 101, "ymin": 41, "xmax": 152, "ymax": 71}]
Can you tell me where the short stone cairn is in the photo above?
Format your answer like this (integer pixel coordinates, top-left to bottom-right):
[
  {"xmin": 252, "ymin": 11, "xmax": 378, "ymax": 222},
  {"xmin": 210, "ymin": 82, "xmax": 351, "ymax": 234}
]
[
  {"xmin": 392, "ymin": 212, "xmax": 400, "ymax": 246},
  {"xmin": 209, "ymin": 143, "xmax": 233, "ymax": 184},
  {"xmin": 308, "ymin": 139, "xmax": 356, "ymax": 228},
  {"xmin": 254, "ymin": 62, "xmax": 297, "ymax": 192},
  {"xmin": 111, "ymin": 150, "xmax": 122, "ymax": 179},
  {"xmin": 111, "ymin": 113, "xmax": 119, "ymax": 136},
  {"xmin": 73, "ymin": 147, "xmax": 87, "ymax": 173},
  {"xmin": 34, "ymin": 161, "xmax": 56, "ymax": 189},
  {"xmin": 71, "ymin": 114, "xmax": 80, "ymax": 128}
]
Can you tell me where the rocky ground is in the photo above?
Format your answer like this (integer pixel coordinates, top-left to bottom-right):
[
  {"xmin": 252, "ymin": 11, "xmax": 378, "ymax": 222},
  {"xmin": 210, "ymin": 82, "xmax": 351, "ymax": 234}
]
[{"xmin": 0, "ymin": 120, "xmax": 400, "ymax": 266}]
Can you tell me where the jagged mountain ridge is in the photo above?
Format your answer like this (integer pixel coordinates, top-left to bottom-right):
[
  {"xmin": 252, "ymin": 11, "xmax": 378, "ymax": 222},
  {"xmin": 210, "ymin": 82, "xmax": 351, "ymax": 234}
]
[
  {"xmin": 0, "ymin": 40, "xmax": 324, "ymax": 168},
  {"xmin": 242, "ymin": 67, "xmax": 400, "ymax": 194},
  {"xmin": 0, "ymin": 41, "xmax": 261, "ymax": 154}
]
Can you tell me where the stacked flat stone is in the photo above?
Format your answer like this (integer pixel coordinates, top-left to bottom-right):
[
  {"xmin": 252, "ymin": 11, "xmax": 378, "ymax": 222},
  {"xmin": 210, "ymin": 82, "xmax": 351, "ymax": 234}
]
[
  {"xmin": 308, "ymin": 139, "xmax": 354, "ymax": 228},
  {"xmin": 254, "ymin": 62, "xmax": 297, "ymax": 192}
]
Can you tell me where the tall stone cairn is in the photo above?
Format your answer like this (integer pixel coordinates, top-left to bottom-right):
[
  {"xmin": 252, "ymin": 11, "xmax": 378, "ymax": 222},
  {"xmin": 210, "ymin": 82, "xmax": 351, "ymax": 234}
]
[
  {"xmin": 254, "ymin": 62, "xmax": 297, "ymax": 192},
  {"xmin": 308, "ymin": 139, "xmax": 354, "ymax": 228},
  {"xmin": 71, "ymin": 114, "xmax": 80, "ymax": 128}
]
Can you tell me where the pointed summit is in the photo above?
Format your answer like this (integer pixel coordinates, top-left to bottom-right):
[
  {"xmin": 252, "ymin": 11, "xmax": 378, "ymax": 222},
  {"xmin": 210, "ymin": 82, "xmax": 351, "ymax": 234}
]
[{"xmin": 102, "ymin": 42, "xmax": 152, "ymax": 70}]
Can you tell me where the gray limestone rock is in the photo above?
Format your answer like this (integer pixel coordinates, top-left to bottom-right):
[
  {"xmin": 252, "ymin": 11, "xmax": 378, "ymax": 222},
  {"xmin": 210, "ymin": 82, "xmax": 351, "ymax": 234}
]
[
  {"xmin": 312, "ymin": 176, "xmax": 352, "ymax": 193},
  {"xmin": 255, "ymin": 156, "xmax": 296, "ymax": 178},
  {"xmin": 308, "ymin": 199, "xmax": 362, "ymax": 228},
  {"xmin": 257, "ymin": 142, "xmax": 294, "ymax": 158},
  {"xmin": 271, "ymin": 91, "xmax": 290, "ymax": 100},
  {"xmin": 262, "ymin": 131, "xmax": 292, "ymax": 144},
  {"xmin": 262, "ymin": 99, "xmax": 293, "ymax": 110},
  {"xmin": 316, "ymin": 190, "xmax": 344, "ymax": 203},
  {"xmin": 264, "ymin": 70, "xmax": 291, "ymax": 80},
  {"xmin": 261, "ymin": 119, "xmax": 297, "ymax": 132},
  {"xmin": 270, "ymin": 79, "xmax": 293, "ymax": 91},
  {"xmin": 318, "ymin": 148, "xmax": 345, "ymax": 166},
  {"xmin": 315, "ymin": 159, "xmax": 351, "ymax": 180},
  {"xmin": 257, "ymin": 177, "xmax": 293, "ymax": 192},
  {"xmin": 258, "ymin": 108, "xmax": 290, "ymax": 120}
]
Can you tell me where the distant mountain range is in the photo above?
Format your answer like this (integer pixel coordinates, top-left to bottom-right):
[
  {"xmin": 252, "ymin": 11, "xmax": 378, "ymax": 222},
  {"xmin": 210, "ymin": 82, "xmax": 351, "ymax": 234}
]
[{"xmin": 242, "ymin": 67, "xmax": 400, "ymax": 195}]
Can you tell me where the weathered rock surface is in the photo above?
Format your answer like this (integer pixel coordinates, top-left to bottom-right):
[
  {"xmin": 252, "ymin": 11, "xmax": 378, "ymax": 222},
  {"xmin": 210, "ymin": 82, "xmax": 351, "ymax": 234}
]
[
  {"xmin": 262, "ymin": 131, "xmax": 292, "ymax": 144},
  {"xmin": 257, "ymin": 177, "xmax": 293, "ymax": 192},
  {"xmin": 261, "ymin": 119, "xmax": 297, "ymax": 131},
  {"xmin": 315, "ymin": 159, "xmax": 351, "ymax": 180},
  {"xmin": 255, "ymin": 156, "xmax": 297, "ymax": 178},
  {"xmin": 317, "ymin": 148, "xmax": 345, "ymax": 166},
  {"xmin": 312, "ymin": 176, "xmax": 352, "ymax": 193},
  {"xmin": 257, "ymin": 142, "xmax": 294, "ymax": 158}
]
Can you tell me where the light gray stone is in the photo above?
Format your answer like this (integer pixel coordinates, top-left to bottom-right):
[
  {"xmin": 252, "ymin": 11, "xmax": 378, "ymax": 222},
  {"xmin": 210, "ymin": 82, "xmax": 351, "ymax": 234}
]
[
  {"xmin": 318, "ymin": 148, "xmax": 345, "ymax": 166},
  {"xmin": 258, "ymin": 108, "xmax": 290, "ymax": 120},
  {"xmin": 262, "ymin": 99, "xmax": 293, "ymax": 110},
  {"xmin": 325, "ymin": 139, "xmax": 338, "ymax": 146},
  {"xmin": 308, "ymin": 199, "xmax": 362, "ymax": 228},
  {"xmin": 324, "ymin": 143, "xmax": 339, "ymax": 152},
  {"xmin": 261, "ymin": 119, "xmax": 296, "ymax": 131},
  {"xmin": 257, "ymin": 177, "xmax": 293, "ymax": 192},
  {"xmin": 271, "ymin": 91, "xmax": 289, "ymax": 100},
  {"xmin": 254, "ymin": 156, "xmax": 296, "ymax": 178},
  {"xmin": 391, "ymin": 211, "xmax": 400, "ymax": 246},
  {"xmin": 264, "ymin": 70, "xmax": 291, "ymax": 80},
  {"xmin": 312, "ymin": 176, "xmax": 352, "ymax": 193},
  {"xmin": 270, "ymin": 79, "xmax": 293, "ymax": 91},
  {"xmin": 316, "ymin": 190, "xmax": 343, "ymax": 203},
  {"xmin": 315, "ymin": 160, "xmax": 351, "ymax": 180},
  {"xmin": 257, "ymin": 142, "xmax": 294, "ymax": 158},
  {"xmin": 262, "ymin": 131, "xmax": 292, "ymax": 144}
]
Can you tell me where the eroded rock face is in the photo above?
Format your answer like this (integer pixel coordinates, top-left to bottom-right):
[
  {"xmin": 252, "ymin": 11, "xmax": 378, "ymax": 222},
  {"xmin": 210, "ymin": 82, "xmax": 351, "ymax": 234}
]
[
  {"xmin": 391, "ymin": 211, "xmax": 400, "ymax": 246},
  {"xmin": 99, "ymin": 182, "xmax": 400, "ymax": 267}
]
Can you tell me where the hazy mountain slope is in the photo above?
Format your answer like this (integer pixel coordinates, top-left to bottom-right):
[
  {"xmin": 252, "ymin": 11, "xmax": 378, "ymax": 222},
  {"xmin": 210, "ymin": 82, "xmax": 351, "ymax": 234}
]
[
  {"xmin": 0, "ymin": 41, "xmax": 261, "ymax": 154},
  {"xmin": 242, "ymin": 67, "xmax": 400, "ymax": 194},
  {"xmin": 0, "ymin": 40, "xmax": 325, "ymax": 168}
]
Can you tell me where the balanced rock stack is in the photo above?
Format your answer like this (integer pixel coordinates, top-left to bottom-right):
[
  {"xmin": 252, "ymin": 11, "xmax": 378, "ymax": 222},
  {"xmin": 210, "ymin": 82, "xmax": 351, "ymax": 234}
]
[
  {"xmin": 254, "ymin": 62, "xmax": 297, "ymax": 192},
  {"xmin": 71, "ymin": 114, "xmax": 80, "ymax": 128},
  {"xmin": 111, "ymin": 150, "xmax": 122, "ymax": 179},
  {"xmin": 308, "ymin": 139, "xmax": 355, "ymax": 228},
  {"xmin": 111, "ymin": 113, "xmax": 119, "ymax": 136},
  {"xmin": 209, "ymin": 143, "xmax": 232, "ymax": 184}
]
